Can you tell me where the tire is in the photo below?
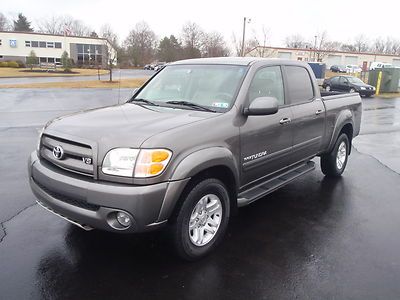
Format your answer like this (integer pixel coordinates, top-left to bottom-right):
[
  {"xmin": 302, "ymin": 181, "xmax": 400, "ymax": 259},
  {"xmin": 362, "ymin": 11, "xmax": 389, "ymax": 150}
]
[
  {"xmin": 171, "ymin": 178, "xmax": 230, "ymax": 261},
  {"xmin": 321, "ymin": 133, "xmax": 350, "ymax": 177},
  {"xmin": 325, "ymin": 85, "xmax": 331, "ymax": 92}
]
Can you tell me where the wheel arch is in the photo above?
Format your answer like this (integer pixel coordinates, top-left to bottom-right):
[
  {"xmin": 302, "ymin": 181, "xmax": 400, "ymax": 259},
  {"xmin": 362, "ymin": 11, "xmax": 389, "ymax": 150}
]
[{"xmin": 158, "ymin": 147, "xmax": 240, "ymax": 222}]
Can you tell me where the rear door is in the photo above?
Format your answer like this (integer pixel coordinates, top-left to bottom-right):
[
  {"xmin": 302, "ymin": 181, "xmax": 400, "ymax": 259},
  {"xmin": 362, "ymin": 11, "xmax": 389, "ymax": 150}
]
[
  {"xmin": 240, "ymin": 66, "xmax": 294, "ymax": 187},
  {"xmin": 283, "ymin": 65, "xmax": 325, "ymax": 162}
]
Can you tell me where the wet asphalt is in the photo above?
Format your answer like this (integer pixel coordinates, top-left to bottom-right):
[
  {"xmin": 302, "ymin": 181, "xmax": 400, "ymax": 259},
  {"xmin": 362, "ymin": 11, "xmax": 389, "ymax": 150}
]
[{"xmin": 0, "ymin": 90, "xmax": 400, "ymax": 299}]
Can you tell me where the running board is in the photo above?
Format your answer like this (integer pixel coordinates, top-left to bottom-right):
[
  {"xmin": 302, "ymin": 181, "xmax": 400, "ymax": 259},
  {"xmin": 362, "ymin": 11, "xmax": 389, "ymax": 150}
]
[{"xmin": 237, "ymin": 161, "xmax": 315, "ymax": 207}]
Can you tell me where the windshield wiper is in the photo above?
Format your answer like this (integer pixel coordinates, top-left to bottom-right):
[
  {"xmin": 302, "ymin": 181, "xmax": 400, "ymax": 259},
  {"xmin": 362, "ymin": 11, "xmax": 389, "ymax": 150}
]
[
  {"xmin": 128, "ymin": 98, "xmax": 159, "ymax": 106},
  {"xmin": 165, "ymin": 100, "xmax": 216, "ymax": 112}
]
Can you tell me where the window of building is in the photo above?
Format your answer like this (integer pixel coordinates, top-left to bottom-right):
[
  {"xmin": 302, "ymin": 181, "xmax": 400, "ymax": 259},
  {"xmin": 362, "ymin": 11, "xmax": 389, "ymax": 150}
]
[
  {"xmin": 0, "ymin": 39, "xmax": 2, "ymax": 46},
  {"xmin": 55, "ymin": 58, "xmax": 61, "ymax": 63},
  {"xmin": 248, "ymin": 66, "xmax": 285, "ymax": 106},
  {"xmin": 39, "ymin": 57, "xmax": 47, "ymax": 63},
  {"xmin": 285, "ymin": 66, "xmax": 314, "ymax": 104},
  {"xmin": 39, "ymin": 41, "xmax": 46, "ymax": 48},
  {"xmin": 47, "ymin": 57, "xmax": 55, "ymax": 63},
  {"xmin": 76, "ymin": 43, "xmax": 103, "ymax": 65},
  {"xmin": 25, "ymin": 41, "xmax": 31, "ymax": 47},
  {"xmin": 55, "ymin": 42, "xmax": 62, "ymax": 48},
  {"xmin": 47, "ymin": 42, "xmax": 54, "ymax": 48},
  {"xmin": 31, "ymin": 41, "xmax": 38, "ymax": 47}
]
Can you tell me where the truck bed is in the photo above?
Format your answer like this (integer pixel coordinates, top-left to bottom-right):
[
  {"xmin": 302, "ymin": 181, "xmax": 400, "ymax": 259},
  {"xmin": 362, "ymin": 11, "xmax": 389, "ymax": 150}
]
[{"xmin": 320, "ymin": 92, "xmax": 362, "ymax": 154}]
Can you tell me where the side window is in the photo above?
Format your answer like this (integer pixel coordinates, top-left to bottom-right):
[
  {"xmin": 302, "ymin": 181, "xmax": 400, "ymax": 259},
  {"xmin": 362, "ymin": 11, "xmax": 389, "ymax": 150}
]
[
  {"xmin": 248, "ymin": 66, "xmax": 285, "ymax": 106},
  {"xmin": 339, "ymin": 77, "xmax": 347, "ymax": 84},
  {"xmin": 285, "ymin": 66, "xmax": 314, "ymax": 104},
  {"xmin": 330, "ymin": 77, "xmax": 339, "ymax": 84}
]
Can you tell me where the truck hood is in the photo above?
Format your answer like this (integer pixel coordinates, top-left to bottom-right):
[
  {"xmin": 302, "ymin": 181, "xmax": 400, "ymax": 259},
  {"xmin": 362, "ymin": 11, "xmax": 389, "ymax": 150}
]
[{"xmin": 45, "ymin": 103, "xmax": 217, "ymax": 148}]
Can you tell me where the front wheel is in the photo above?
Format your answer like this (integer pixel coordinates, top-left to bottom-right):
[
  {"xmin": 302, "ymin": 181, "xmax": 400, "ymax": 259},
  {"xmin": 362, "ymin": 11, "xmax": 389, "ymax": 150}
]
[
  {"xmin": 321, "ymin": 133, "xmax": 350, "ymax": 177},
  {"xmin": 171, "ymin": 178, "xmax": 230, "ymax": 261}
]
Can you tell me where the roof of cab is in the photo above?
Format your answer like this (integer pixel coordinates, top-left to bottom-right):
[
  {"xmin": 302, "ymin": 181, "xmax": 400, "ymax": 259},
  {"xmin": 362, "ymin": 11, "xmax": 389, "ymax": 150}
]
[{"xmin": 169, "ymin": 57, "xmax": 308, "ymax": 67}]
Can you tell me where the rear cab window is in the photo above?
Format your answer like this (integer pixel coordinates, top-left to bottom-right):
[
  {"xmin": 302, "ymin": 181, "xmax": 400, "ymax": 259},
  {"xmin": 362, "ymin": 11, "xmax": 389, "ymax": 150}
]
[{"xmin": 284, "ymin": 66, "xmax": 314, "ymax": 104}]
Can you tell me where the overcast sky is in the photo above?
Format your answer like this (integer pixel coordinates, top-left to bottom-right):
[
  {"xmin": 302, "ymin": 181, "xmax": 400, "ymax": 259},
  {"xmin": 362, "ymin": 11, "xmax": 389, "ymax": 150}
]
[{"xmin": 2, "ymin": 0, "xmax": 398, "ymax": 46}]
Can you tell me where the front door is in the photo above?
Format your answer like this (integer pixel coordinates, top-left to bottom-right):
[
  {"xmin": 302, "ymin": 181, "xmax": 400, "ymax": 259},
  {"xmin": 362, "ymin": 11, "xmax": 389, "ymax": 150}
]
[{"xmin": 240, "ymin": 66, "xmax": 293, "ymax": 188}]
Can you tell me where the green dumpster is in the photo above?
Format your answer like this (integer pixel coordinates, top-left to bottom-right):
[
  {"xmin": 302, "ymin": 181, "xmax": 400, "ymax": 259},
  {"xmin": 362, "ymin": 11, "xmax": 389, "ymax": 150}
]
[{"xmin": 369, "ymin": 68, "xmax": 400, "ymax": 93}]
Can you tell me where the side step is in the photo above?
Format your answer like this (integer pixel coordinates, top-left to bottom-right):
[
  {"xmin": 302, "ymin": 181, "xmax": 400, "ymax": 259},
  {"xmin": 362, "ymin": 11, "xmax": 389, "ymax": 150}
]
[{"xmin": 237, "ymin": 161, "xmax": 315, "ymax": 207}]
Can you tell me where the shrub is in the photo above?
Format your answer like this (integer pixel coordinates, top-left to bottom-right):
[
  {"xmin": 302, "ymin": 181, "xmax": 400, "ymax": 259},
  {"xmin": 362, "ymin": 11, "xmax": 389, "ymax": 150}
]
[
  {"xmin": 7, "ymin": 61, "xmax": 19, "ymax": 68},
  {"xmin": 0, "ymin": 62, "xmax": 8, "ymax": 67},
  {"xmin": 16, "ymin": 60, "xmax": 26, "ymax": 68}
]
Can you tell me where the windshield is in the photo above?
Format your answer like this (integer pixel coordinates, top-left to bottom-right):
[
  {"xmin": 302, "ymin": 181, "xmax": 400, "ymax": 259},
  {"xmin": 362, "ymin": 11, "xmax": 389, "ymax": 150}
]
[
  {"xmin": 134, "ymin": 64, "xmax": 247, "ymax": 112},
  {"xmin": 347, "ymin": 77, "xmax": 364, "ymax": 84}
]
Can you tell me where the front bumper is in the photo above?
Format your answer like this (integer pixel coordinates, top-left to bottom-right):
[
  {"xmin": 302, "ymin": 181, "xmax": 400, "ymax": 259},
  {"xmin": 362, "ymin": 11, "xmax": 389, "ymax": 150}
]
[
  {"xmin": 28, "ymin": 151, "xmax": 188, "ymax": 233},
  {"xmin": 358, "ymin": 89, "xmax": 376, "ymax": 96}
]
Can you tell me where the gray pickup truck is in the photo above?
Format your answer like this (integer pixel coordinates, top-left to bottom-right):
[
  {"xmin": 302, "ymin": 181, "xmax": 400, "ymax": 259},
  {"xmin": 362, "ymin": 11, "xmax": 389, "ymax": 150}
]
[{"xmin": 28, "ymin": 58, "xmax": 362, "ymax": 260}]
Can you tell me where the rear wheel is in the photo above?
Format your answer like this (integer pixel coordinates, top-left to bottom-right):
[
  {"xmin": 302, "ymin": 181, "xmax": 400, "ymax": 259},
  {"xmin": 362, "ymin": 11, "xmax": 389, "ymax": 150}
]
[
  {"xmin": 321, "ymin": 133, "xmax": 349, "ymax": 177},
  {"xmin": 171, "ymin": 178, "xmax": 230, "ymax": 261}
]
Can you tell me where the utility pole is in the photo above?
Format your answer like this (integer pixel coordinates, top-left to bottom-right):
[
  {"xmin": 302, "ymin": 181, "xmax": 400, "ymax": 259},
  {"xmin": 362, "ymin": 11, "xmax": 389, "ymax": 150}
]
[
  {"xmin": 314, "ymin": 35, "xmax": 318, "ymax": 62},
  {"xmin": 241, "ymin": 17, "xmax": 251, "ymax": 57}
]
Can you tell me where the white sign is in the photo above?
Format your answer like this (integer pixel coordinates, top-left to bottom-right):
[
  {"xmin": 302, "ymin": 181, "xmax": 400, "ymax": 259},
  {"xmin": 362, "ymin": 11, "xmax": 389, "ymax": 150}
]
[{"xmin": 9, "ymin": 39, "xmax": 17, "ymax": 48}]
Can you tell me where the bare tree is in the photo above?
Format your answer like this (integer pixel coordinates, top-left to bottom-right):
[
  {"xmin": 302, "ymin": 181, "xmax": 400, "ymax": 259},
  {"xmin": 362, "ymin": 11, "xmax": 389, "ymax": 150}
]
[
  {"xmin": 314, "ymin": 31, "xmax": 341, "ymax": 61},
  {"xmin": 285, "ymin": 34, "xmax": 307, "ymax": 48},
  {"xmin": 181, "ymin": 22, "xmax": 204, "ymax": 58},
  {"xmin": 124, "ymin": 21, "xmax": 156, "ymax": 66},
  {"xmin": 36, "ymin": 15, "xmax": 64, "ymax": 34},
  {"xmin": 202, "ymin": 31, "xmax": 229, "ymax": 57},
  {"xmin": 353, "ymin": 34, "xmax": 369, "ymax": 52},
  {"xmin": 372, "ymin": 38, "xmax": 385, "ymax": 53},
  {"xmin": 100, "ymin": 24, "xmax": 119, "ymax": 81},
  {"xmin": 37, "ymin": 15, "xmax": 92, "ymax": 36},
  {"xmin": 0, "ymin": 13, "xmax": 11, "ymax": 31}
]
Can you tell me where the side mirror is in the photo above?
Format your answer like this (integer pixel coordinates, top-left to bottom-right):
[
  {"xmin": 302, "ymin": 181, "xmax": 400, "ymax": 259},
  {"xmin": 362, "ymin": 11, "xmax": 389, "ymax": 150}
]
[{"xmin": 244, "ymin": 97, "xmax": 279, "ymax": 116}]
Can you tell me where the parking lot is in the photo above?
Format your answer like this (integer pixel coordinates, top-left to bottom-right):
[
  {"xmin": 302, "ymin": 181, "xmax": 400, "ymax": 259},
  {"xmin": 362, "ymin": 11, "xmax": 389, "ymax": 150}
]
[{"xmin": 1, "ymin": 88, "xmax": 400, "ymax": 299}]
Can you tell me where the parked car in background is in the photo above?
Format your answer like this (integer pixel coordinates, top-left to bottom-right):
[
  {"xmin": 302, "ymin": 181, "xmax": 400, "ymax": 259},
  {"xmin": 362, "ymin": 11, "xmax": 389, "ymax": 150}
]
[
  {"xmin": 154, "ymin": 62, "xmax": 166, "ymax": 71},
  {"xmin": 330, "ymin": 65, "xmax": 347, "ymax": 73},
  {"xmin": 370, "ymin": 62, "xmax": 392, "ymax": 70},
  {"xmin": 144, "ymin": 64, "xmax": 155, "ymax": 70},
  {"xmin": 322, "ymin": 75, "xmax": 375, "ymax": 97},
  {"xmin": 345, "ymin": 65, "xmax": 362, "ymax": 73}
]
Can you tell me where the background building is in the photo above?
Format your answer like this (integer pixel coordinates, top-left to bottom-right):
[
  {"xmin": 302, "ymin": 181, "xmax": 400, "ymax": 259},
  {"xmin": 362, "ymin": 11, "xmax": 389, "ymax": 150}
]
[
  {"xmin": 247, "ymin": 46, "xmax": 400, "ymax": 69},
  {"xmin": 0, "ymin": 31, "xmax": 117, "ymax": 67}
]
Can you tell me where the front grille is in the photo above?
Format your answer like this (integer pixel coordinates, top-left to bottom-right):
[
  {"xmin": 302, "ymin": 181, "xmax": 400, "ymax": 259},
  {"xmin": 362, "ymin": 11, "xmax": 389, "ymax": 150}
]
[
  {"xmin": 40, "ymin": 134, "xmax": 94, "ymax": 177},
  {"xmin": 35, "ymin": 180, "xmax": 100, "ymax": 211}
]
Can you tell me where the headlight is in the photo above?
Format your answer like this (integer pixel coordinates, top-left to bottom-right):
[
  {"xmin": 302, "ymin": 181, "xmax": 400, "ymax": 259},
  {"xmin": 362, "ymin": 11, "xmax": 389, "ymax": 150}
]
[
  {"xmin": 101, "ymin": 148, "xmax": 172, "ymax": 178},
  {"xmin": 360, "ymin": 87, "xmax": 366, "ymax": 90},
  {"xmin": 102, "ymin": 148, "xmax": 140, "ymax": 177}
]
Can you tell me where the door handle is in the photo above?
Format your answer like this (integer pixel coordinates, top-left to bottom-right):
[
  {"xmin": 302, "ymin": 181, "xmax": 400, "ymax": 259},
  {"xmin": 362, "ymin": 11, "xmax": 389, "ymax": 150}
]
[
  {"xmin": 279, "ymin": 117, "xmax": 291, "ymax": 125},
  {"xmin": 315, "ymin": 109, "xmax": 323, "ymax": 115}
]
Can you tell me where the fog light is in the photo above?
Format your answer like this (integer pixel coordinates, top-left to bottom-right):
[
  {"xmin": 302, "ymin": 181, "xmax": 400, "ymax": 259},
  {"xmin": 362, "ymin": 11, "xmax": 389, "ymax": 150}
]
[{"xmin": 116, "ymin": 212, "xmax": 131, "ymax": 227}]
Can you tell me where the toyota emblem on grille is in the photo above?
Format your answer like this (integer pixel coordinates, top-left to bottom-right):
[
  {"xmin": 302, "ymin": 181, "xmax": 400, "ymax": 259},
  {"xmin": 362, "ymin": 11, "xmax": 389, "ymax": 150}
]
[{"xmin": 52, "ymin": 145, "xmax": 64, "ymax": 160}]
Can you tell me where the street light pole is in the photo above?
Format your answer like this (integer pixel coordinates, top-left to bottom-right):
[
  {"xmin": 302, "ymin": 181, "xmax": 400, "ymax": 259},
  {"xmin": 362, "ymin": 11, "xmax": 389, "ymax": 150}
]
[
  {"xmin": 314, "ymin": 35, "xmax": 318, "ymax": 62},
  {"xmin": 241, "ymin": 17, "xmax": 247, "ymax": 57}
]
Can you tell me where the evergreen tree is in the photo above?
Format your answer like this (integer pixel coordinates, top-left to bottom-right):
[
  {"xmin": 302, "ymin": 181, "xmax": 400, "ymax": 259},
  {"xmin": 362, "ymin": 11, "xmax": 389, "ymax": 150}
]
[
  {"xmin": 13, "ymin": 13, "xmax": 33, "ymax": 32},
  {"xmin": 26, "ymin": 50, "xmax": 38, "ymax": 70}
]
